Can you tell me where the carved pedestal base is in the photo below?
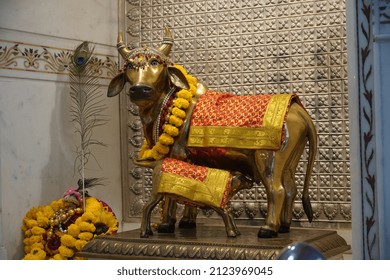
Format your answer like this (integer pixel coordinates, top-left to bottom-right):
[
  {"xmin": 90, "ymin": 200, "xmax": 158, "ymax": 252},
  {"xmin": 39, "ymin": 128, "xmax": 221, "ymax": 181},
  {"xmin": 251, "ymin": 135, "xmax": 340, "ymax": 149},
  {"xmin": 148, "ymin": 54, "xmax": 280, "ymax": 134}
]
[{"xmin": 78, "ymin": 224, "xmax": 350, "ymax": 260}]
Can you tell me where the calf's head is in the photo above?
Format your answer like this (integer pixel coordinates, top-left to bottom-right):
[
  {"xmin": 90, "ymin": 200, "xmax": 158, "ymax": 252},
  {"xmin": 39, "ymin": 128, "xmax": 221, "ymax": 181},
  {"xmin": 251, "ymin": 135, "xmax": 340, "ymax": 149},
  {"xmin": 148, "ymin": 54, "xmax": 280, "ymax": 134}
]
[
  {"xmin": 107, "ymin": 27, "xmax": 190, "ymax": 110},
  {"xmin": 228, "ymin": 172, "xmax": 254, "ymax": 197}
]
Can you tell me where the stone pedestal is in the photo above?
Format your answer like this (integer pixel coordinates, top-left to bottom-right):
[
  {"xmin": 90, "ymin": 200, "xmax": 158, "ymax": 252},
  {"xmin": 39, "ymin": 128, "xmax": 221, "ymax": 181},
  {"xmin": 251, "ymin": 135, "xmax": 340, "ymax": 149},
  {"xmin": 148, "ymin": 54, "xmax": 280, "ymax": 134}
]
[{"xmin": 78, "ymin": 224, "xmax": 350, "ymax": 260}]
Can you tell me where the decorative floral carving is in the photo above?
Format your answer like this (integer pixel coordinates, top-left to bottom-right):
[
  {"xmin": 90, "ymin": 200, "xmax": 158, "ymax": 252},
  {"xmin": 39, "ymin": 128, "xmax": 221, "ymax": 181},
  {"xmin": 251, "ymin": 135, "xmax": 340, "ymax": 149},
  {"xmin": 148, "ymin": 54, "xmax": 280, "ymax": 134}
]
[
  {"xmin": 324, "ymin": 204, "xmax": 338, "ymax": 220},
  {"xmin": 292, "ymin": 204, "xmax": 305, "ymax": 220},
  {"xmin": 340, "ymin": 204, "xmax": 351, "ymax": 221},
  {"xmin": 0, "ymin": 41, "xmax": 118, "ymax": 79},
  {"xmin": 358, "ymin": 0, "xmax": 378, "ymax": 259},
  {"xmin": 379, "ymin": 0, "xmax": 390, "ymax": 24},
  {"xmin": 244, "ymin": 202, "xmax": 259, "ymax": 219},
  {"xmin": 0, "ymin": 45, "xmax": 19, "ymax": 67},
  {"xmin": 43, "ymin": 49, "xmax": 72, "ymax": 71},
  {"xmin": 311, "ymin": 203, "xmax": 322, "ymax": 220}
]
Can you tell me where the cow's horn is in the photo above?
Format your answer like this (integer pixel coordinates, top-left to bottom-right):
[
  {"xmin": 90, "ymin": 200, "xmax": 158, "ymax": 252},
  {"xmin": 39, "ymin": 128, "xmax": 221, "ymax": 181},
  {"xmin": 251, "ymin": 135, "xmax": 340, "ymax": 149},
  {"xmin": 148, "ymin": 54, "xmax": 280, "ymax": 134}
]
[
  {"xmin": 157, "ymin": 26, "xmax": 173, "ymax": 56},
  {"xmin": 117, "ymin": 32, "xmax": 131, "ymax": 59}
]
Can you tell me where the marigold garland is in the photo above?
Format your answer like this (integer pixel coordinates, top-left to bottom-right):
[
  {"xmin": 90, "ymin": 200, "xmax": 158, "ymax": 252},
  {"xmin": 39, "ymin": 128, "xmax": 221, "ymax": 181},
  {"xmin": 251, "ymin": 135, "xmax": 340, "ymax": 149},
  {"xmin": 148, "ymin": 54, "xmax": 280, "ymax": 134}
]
[
  {"xmin": 138, "ymin": 64, "xmax": 198, "ymax": 160},
  {"xmin": 22, "ymin": 194, "xmax": 118, "ymax": 260}
]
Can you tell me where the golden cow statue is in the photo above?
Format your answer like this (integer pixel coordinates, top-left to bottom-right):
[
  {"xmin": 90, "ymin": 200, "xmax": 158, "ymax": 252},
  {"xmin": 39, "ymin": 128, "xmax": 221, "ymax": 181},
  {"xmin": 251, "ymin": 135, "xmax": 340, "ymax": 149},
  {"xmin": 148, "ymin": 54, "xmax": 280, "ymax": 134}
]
[{"xmin": 108, "ymin": 27, "xmax": 318, "ymax": 238}]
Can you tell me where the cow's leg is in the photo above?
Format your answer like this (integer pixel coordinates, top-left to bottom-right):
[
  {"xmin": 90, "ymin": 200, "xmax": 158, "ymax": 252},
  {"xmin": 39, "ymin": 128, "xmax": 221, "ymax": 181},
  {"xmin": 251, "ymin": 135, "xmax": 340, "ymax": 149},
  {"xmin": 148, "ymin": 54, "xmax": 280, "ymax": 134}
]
[
  {"xmin": 280, "ymin": 135, "xmax": 307, "ymax": 233},
  {"xmin": 213, "ymin": 207, "xmax": 238, "ymax": 238},
  {"xmin": 259, "ymin": 176, "xmax": 285, "ymax": 238},
  {"xmin": 140, "ymin": 193, "xmax": 164, "ymax": 238},
  {"xmin": 255, "ymin": 151, "xmax": 285, "ymax": 238},
  {"xmin": 178, "ymin": 205, "xmax": 197, "ymax": 229},
  {"xmin": 157, "ymin": 197, "xmax": 177, "ymax": 233},
  {"xmin": 279, "ymin": 168, "xmax": 297, "ymax": 233}
]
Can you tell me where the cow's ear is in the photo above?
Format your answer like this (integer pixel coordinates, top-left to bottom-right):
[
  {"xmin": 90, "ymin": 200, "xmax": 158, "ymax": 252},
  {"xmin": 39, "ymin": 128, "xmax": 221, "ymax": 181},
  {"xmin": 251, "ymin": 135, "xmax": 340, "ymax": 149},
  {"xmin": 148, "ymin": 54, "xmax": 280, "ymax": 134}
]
[
  {"xmin": 168, "ymin": 66, "xmax": 190, "ymax": 90},
  {"xmin": 107, "ymin": 73, "xmax": 126, "ymax": 97}
]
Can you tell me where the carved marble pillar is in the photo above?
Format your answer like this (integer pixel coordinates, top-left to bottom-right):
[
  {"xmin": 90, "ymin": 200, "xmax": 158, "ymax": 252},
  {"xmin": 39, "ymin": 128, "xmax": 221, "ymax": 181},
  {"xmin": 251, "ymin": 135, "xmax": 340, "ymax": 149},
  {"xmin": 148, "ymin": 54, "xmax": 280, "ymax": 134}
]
[{"xmin": 347, "ymin": 0, "xmax": 390, "ymax": 259}]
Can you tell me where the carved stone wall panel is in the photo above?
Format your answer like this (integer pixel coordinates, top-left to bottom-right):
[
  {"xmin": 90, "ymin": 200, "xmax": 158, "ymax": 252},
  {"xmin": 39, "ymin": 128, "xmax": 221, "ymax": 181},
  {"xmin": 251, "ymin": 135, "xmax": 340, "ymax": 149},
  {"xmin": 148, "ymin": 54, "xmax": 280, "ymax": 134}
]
[{"xmin": 121, "ymin": 0, "xmax": 351, "ymax": 226}]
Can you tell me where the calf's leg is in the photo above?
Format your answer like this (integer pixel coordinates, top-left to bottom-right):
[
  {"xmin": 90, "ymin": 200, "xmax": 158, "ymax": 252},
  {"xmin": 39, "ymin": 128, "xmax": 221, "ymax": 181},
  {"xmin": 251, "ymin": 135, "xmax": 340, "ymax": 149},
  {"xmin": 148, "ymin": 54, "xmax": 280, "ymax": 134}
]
[
  {"xmin": 157, "ymin": 197, "xmax": 177, "ymax": 233},
  {"xmin": 140, "ymin": 193, "xmax": 164, "ymax": 238},
  {"xmin": 213, "ymin": 207, "xmax": 238, "ymax": 238}
]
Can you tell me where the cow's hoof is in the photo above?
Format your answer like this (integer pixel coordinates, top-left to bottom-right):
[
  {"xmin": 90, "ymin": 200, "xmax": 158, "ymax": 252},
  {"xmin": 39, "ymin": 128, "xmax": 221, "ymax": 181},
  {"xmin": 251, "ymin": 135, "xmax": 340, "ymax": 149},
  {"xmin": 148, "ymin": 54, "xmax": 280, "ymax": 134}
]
[
  {"xmin": 226, "ymin": 230, "xmax": 238, "ymax": 238},
  {"xmin": 258, "ymin": 227, "xmax": 278, "ymax": 238},
  {"xmin": 157, "ymin": 222, "xmax": 175, "ymax": 233},
  {"xmin": 178, "ymin": 220, "xmax": 196, "ymax": 229},
  {"xmin": 278, "ymin": 225, "xmax": 290, "ymax": 233},
  {"xmin": 140, "ymin": 231, "xmax": 152, "ymax": 238}
]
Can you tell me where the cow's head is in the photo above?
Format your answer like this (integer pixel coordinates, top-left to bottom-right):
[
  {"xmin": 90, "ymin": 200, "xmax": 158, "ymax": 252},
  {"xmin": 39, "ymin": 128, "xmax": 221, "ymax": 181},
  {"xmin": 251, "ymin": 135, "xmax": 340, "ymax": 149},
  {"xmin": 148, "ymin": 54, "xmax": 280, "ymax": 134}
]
[{"xmin": 107, "ymin": 27, "xmax": 190, "ymax": 110}]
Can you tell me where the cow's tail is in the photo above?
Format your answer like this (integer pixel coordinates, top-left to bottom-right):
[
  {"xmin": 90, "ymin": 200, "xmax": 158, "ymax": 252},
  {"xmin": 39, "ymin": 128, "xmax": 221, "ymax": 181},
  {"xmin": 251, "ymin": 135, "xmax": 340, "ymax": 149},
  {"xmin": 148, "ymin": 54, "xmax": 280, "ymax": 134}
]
[{"xmin": 302, "ymin": 111, "xmax": 317, "ymax": 223}]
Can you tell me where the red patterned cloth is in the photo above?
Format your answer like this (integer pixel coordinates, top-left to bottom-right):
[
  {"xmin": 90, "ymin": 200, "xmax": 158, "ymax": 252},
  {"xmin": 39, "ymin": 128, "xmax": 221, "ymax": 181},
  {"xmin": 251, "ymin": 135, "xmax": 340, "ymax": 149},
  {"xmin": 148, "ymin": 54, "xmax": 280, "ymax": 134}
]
[
  {"xmin": 188, "ymin": 91, "xmax": 300, "ymax": 150},
  {"xmin": 191, "ymin": 90, "xmax": 273, "ymax": 127},
  {"xmin": 162, "ymin": 158, "xmax": 208, "ymax": 182}
]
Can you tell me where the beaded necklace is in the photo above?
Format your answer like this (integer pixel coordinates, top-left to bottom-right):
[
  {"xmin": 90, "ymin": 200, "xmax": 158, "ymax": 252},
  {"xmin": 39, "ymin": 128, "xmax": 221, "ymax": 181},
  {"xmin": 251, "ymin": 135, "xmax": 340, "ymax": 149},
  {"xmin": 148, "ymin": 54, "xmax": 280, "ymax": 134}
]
[{"xmin": 153, "ymin": 86, "xmax": 177, "ymax": 145}]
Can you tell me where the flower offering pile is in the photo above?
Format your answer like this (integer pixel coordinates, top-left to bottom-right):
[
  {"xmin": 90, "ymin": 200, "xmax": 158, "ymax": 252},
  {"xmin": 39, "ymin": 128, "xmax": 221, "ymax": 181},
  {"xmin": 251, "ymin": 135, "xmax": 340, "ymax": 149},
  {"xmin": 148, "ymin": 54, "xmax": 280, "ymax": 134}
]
[{"xmin": 21, "ymin": 187, "xmax": 118, "ymax": 260}]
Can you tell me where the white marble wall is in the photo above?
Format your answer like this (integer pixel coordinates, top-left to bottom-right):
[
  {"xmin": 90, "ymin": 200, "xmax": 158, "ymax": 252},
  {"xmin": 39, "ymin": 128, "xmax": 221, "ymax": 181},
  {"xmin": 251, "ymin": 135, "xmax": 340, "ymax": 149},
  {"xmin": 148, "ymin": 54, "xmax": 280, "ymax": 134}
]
[{"xmin": 0, "ymin": 0, "xmax": 121, "ymax": 259}]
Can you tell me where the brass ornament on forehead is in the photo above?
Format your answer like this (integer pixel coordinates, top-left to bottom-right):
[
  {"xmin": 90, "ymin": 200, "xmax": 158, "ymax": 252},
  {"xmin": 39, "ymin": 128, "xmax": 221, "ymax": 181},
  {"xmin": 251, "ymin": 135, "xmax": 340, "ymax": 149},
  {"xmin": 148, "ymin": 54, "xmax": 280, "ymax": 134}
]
[{"xmin": 125, "ymin": 46, "xmax": 173, "ymax": 70}]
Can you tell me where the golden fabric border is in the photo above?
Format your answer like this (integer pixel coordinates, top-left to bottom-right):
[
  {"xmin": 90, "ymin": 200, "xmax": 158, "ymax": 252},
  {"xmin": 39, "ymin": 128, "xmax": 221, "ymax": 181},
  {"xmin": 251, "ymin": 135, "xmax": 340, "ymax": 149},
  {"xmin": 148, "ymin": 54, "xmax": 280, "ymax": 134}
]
[
  {"xmin": 157, "ymin": 168, "xmax": 231, "ymax": 208},
  {"xmin": 188, "ymin": 94, "xmax": 294, "ymax": 150}
]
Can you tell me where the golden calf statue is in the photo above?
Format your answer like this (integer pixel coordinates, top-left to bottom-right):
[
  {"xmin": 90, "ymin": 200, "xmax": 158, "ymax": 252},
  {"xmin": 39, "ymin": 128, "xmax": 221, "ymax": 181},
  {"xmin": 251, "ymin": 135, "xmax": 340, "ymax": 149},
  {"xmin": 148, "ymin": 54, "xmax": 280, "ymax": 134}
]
[{"xmin": 108, "ymin": 27, "xmax": 318, "ymax": 238}]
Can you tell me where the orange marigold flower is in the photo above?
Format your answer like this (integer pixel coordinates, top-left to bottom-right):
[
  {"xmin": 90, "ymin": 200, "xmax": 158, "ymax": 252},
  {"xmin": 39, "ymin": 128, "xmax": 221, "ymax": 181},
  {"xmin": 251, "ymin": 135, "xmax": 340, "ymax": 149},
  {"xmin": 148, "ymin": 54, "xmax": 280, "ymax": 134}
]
[
  {"xmin": 163, "ymin": 124, "xmax": 179, "ymax": 137},
  {"xmin": 81, "ymin": 211, "xmax": 98, "ymax": 224},
  {"xmin": 169, "ymin": 115, "xmax": 184, "ymax": 127},
  {"xmin": 177, "ymin": 89, "xmax": 192, "ymax": 101},
  {"xmin": 52, "ymin": 254, "xmax": 65, "ymax": 260},
  {"xmin": 173, "ymin": 98, "xmax": 189, "ymax": 109},
  {"xmin": 23, "ymin": 248, "xmax": 46, "ymax": 260},
  {"xmin": 75, "ymin": 239, "xmax": 88, "ymax": 251},
  {"xmin": 78, "ymin": 232, "xmax": 94, "ymax": 241},
  {"xmin": 24, "ymin": 218, "xmax": 38, "ymax": 229},
  {"xmin": 158, "ymin": 133, "xmax": 174, "ymax": 145},
  {"xmin": 31, "ymin": 226, "xmax": 46, "ymax": 236},
  {"xmin": 61, "ymin": 234, "xmax": 77, "ymax": 248},
  {"xmin": 58, "ymin": 245, "xmax": 74, "ymax": 258},
  {"xmin": 171, "ymin": 107, "xmax": 186, "ymax": 119},
  {"xmin": 67, "ymin": 224, "xmax": 81, "ymax": 238},
  {"xmin": 77, "ymin": 221, "xmax": 96, "ymax": 232},
  {"xmin": 31, "ymin": 242, "xmax": 45, "ymax": 250}
]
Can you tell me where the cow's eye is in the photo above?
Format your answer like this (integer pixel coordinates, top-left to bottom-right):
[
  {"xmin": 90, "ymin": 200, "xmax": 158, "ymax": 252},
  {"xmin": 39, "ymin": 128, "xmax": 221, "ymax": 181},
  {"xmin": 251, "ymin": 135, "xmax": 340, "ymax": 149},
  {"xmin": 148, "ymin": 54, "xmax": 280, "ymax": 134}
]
[
  {"xmin": 150, "ymin": 59, "xmax": 159, "ymax": 66},
  {"xmin": 127, "ymin": 62, "xmax": 135, "ymax": 69}
]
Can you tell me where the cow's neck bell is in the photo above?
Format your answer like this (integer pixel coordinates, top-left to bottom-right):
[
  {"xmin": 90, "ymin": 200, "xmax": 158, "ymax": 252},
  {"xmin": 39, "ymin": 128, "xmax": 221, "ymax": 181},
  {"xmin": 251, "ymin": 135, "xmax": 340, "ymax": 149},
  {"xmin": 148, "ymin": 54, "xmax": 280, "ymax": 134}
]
[{"xmin": 116, "ymin": 26, "xmax": 173, "ymax": 60}]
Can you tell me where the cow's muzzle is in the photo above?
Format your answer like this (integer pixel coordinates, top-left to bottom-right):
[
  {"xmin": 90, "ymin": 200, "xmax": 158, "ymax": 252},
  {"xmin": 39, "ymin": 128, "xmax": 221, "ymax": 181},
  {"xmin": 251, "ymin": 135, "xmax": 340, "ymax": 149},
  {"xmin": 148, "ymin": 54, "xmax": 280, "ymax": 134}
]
[{"xmin": 128, "ymin": 85, "xmax": 154, "ymax": 102}]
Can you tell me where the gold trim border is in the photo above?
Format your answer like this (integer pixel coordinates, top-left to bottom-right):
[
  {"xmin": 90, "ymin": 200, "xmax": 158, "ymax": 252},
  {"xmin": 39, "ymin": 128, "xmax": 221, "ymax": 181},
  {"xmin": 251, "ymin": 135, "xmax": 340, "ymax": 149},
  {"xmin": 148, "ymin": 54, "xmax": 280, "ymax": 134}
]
[{"xmin": 158, "ymin": 168, "xmax": 230, "ymax": 208}]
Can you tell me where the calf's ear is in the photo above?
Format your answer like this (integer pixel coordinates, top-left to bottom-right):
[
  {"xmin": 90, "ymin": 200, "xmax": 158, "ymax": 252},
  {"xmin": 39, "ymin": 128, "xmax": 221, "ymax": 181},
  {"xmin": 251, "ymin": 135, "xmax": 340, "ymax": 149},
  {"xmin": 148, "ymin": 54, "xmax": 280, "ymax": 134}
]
[
  {"xmin": 168, "ymin": 66, "xmax": 190, "ymax": 90},
  {"xmin": 107, "ymin": 73, "xmax": 126, "ymax": 97}
]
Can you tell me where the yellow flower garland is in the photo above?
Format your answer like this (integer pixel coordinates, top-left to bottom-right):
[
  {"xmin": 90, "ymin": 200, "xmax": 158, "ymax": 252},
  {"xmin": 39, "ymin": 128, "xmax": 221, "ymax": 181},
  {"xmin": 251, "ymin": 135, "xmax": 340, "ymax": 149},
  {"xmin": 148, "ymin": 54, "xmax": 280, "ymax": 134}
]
[
  {"xmin": 22, "ymin": 196, "xmax": 118, "ymax": 260},
  {"xmin": 138, "ymin": 64, "xmax": 198, "ymax": 160}
]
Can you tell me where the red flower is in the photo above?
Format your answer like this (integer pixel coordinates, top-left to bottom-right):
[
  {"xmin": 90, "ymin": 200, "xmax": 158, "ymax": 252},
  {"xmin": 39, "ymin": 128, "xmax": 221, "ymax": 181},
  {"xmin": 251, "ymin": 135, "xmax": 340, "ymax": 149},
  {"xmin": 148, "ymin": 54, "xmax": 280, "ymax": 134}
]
[{"xmin": 46, "ymin": 234, "xmax": 61, "ymax": 251}]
